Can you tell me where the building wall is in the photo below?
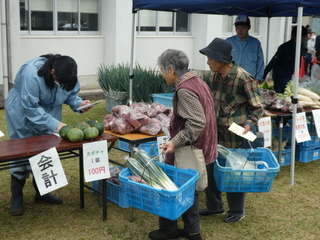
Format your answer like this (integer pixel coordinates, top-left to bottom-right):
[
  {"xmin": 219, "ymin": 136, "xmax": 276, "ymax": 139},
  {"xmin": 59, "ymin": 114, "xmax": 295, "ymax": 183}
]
[
  {"xmin": 20, "ymin": 35, "xmax": 105, "ymax": 89},
  {"xmin": 0, "ymin": 0, "xmax": 312, "ymax": 108}
]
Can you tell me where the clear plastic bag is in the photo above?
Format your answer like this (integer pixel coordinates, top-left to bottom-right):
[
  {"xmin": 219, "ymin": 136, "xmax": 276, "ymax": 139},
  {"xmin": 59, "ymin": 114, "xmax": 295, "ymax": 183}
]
[
  {"xmin": 300, "ymin": 64, "xmax": 320, "ymax": 95},
  {"xmin": 225, "ymin": 149, "xmax": 248, "ymax": 170}
]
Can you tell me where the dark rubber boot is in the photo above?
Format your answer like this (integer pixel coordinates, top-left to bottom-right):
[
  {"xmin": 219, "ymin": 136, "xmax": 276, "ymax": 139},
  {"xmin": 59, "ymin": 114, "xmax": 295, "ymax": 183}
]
[
  {"xmin": 33, "ymin": 177, "xmax": 63, "ymax": 205},
  {"xmin": 10, "ymin": 175, "xmax": 26, "ymax": 216}
]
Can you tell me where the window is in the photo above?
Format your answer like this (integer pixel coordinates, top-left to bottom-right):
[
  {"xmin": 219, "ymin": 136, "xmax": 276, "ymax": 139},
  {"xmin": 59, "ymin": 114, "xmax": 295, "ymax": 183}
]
[
  {"xmin": 20, "ymin": 0, "xmax": 98, "ymax": 34},
  {"xmin": 136, "ymin": 10, "xmax": 189, "ymax": 34}
]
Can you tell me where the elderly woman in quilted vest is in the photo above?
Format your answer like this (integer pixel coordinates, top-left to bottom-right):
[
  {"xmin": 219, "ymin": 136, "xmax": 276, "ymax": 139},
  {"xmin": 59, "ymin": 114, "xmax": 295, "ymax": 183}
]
[{"xmin": 148, "ymin": 49, "xmax": 218, "ymax": 240}]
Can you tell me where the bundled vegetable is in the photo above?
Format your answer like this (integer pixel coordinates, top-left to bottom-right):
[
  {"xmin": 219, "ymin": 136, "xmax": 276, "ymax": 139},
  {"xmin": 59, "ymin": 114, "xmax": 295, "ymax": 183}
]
[
  {"xmin": 136, "ymin": 150, "xmax": 178, "ymax": 191},
  {"xmin": 277, "ymin": 80, "xmax": 320, "ymax": 109},
  {"xmin": 126, "ymin": 158, "xmax": 162, "ymax": 189},
  {"xmin": 126, "ymin": 149, "xmax": 178, "ymax": 191}
]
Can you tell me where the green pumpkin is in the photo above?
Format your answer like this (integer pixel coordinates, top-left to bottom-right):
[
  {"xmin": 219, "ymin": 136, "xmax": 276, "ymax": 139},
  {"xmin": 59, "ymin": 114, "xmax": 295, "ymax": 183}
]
[
  {"xmin": 93, "ymin": 122, "xmax": 104, "ymax": 135},
  {"xmin": 87, "ymin": 119, "xmax": 98, "ymax": 127},
  {"xmin": 83, "ymin": 127, "xmax": 99, "ymax": 140},
  {"xmin": 59, "ymin": 125, "xmax": 73, "ymax": 140},
  {"xmin": 67, "ymin": 127, "xmax": 84, "ymax": 142},
  {"xmin": 75, "ymin": 122, "xmax": 90, "ymax": 131}
]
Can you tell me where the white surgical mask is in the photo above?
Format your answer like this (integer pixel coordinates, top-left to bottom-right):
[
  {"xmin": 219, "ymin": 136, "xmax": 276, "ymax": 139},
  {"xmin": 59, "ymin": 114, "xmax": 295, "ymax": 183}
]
[{"xmin": 311, "ymin": 35, "xmax": 316, "ymax": 40}]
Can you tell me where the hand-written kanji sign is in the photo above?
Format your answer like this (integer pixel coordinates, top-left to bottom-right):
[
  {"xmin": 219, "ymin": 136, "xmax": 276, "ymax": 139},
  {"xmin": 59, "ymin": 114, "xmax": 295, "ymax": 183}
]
[
  {"xmin": 29, "ymin": 147, "xmax": 68, "ymax": 196},
  {"xmin": 295, "ymin": 112, "xmax": 311, "ymax": 143},
  {"xmin": 83, "ymin": 140, "xmax": 110, "ymax": 182},
  {"xmin": 312, "ymin": 109, "xmax": 320, "ymax": 137},
  {"xmin": 258, "ymin": 116, "xmax": 272, "ymax": 148}
]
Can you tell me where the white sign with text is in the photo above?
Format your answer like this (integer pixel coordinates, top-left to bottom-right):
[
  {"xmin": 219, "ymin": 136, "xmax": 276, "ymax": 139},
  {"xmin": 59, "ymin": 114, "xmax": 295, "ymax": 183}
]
[
  {"xmin": 157, "ymin": 135, "xmax": 170, "ymax": 163},
  {"xmin": 258, "ymin": 117, "xmax": 272, "ymax": 148},
  {"xmin": 29, "ymin": 147, "xmax": 68, "ymax": 196},
  {"xmin": 312, "ymin": 109, "xmax": 320, "ymax": 137},
  {"xmin": 295, "ymin": 112, "xmax": 311, "ymax": 143},
  {"xmin": 83, "ymin": 140, "xmax": 110, "ymax": 182}
]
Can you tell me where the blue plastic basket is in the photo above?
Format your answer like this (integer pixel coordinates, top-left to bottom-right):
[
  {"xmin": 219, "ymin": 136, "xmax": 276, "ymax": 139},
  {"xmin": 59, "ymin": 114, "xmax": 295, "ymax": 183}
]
[
  {"xmin": 296, "ymin": 145, "xmax": 320, "ymax": 162},
  {"xmin": 119, "ymin": 161, "xmax": 199, "ymax": 220},
  {"xmin": 152, "ymin": 93, "xmax": 174, "ymax": 107},
  {"xmin": 214, "ymin": 148, "xmax": 280, "ymax": 193},
  {"xmin": 118, "ymin": 140, "xmax": 158, "ymax": 156}
]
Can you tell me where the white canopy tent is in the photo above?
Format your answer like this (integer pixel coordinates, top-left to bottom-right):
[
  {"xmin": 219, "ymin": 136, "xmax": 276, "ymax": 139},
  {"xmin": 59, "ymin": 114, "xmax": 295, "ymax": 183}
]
[{"xmin": 130, "ymin": 0, "xmax": 320, "ymax": 185}]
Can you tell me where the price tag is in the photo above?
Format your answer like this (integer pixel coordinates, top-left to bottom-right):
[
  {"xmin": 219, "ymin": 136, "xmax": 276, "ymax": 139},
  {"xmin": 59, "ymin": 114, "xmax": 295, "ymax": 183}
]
[
  {"xmin": 295, "ymin": 112, "xmax": 311, "ymax": 143},
  {"xmin": 258, "ymin": 116, "xmax": 272, "ymax": 148},
  {"xmin": 157, "ymin": 135, "xmax": 169, "ymax": 163},
  {"xmin": 29, "ymin": 147, "xmax": 68, "ymax": 196},
  {"xmin": 312, "ymin": 109, "xmax": 320, "ymax": 137},
  {"xmin": 83, "ymin": 140, "xmax": 110, "ymax": 182}
]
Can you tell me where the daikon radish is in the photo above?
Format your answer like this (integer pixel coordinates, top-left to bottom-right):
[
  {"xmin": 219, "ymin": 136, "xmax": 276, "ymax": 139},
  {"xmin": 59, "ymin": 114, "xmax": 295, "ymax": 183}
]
[
  {"xmin": 312, "ymin": 99, "xmax": 320, "ymax": 107},
  {"xmin": 298, "ymin": 100, "xmax": 320, "ymax": 108},
  {"xmin": 298, "ymin": 87, "xmax": 320, "ymax": 100},
  {"xmin": 298, "ymin": 94, "xmax": 314, "ymax": 102}
]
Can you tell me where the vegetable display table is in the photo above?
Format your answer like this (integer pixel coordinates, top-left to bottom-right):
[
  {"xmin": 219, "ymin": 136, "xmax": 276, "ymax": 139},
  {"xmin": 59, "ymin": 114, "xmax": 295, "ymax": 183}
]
[
  {"xmin": 267, "ymin": 108, "xmax": 318, "ymax": 165},
  {"xmin": 0, "ymin": 132, "xmax": 118, "ymax": 221}
]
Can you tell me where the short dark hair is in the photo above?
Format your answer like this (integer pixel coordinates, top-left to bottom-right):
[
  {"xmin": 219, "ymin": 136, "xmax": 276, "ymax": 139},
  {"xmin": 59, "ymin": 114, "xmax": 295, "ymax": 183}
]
[{"xmin": 291, "ymin": 26, "xmax": 308, "ymax": 38}]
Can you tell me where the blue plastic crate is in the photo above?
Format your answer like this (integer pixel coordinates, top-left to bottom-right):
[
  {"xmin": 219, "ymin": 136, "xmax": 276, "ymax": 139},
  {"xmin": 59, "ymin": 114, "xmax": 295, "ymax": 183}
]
[
  {"xmin": 272, "ymin": 126, "xmax": 292, "ymax": 145},
  {"xmin": 119, "ymin": 161, "xmax": 199, "ymax": 220},
  {"xmin": 214, "ymin": 148, "xmax": 280, "ymax": 193},
  {"xmin": 118, "ymin": 140, "xmax": 158, "ymax": 156},
  {"xmin": 273, "ymin": 148, "xmax": 292, "ymax": 166},
  {"xmin": 152, "ymin": 93, "xmax": 174, "ymax": 107},
  {"xmin": 297, "ymin": 135, "xmax": 320, "ymax": 148},
  {"xmin": 92, "ymin": 180, "xmax": 129, "ymax": 208},
  {"xmin": 296, "ymin": 145, "xmax": 320, "ymax": 162},
  {"xmin": 92, "ymin": 169, "xmax": 129, "ymax": 208}
]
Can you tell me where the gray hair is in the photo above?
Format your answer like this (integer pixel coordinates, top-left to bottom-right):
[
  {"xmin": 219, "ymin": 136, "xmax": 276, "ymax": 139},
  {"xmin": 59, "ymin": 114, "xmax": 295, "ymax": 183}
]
[{"xmin": 157, "ymin": 49, "xmax": 189, "ymax": 77}]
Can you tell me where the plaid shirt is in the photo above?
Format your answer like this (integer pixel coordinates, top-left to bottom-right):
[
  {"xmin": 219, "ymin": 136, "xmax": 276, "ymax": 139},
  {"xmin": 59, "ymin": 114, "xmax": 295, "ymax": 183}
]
[{"xmin": 211, "ymin": 63, "xmax": 263, "ymax": 148}]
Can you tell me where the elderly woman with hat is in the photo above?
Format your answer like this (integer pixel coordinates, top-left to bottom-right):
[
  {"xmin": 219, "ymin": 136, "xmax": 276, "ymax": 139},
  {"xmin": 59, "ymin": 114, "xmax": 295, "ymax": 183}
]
[{"xmin": 199, "ymin": 38, "xmax": 263, "ymax": 223}]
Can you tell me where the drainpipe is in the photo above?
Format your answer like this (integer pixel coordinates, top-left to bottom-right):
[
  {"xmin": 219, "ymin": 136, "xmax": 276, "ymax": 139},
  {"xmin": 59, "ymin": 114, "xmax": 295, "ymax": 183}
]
[{"xmin": 1, "ymin": 0, "xmax": 9, "ymax": 102}]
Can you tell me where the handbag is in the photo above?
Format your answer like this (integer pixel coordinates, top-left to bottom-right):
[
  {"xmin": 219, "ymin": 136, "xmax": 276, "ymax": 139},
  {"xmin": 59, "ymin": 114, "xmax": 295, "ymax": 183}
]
[{"xmin": 174, "ymin": 145, "xmax": 208, "ymax": 191}]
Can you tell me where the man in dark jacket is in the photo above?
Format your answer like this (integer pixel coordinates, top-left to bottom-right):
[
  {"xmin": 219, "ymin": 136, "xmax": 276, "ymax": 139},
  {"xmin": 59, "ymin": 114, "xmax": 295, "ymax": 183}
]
[{"xmin": 263, "ymin": 26, "xmax": 308, "ymax": 93}]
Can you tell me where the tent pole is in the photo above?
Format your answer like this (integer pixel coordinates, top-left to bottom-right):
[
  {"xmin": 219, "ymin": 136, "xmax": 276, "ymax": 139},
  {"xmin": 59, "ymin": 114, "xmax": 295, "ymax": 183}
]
[
  {"xmin": 266, "ymin": 5, "xmax": 272, "ymax": 62},
  {"xmin": 266, "ymin": 17, "xmax": 270, "ymax": 62},
  {"xmin": 290, "ymin": 6, "xmax": 303, "ymax": 185},
  {"xmin": 129, "ymin": 11, "xmax": 137, "ymax": 106}
]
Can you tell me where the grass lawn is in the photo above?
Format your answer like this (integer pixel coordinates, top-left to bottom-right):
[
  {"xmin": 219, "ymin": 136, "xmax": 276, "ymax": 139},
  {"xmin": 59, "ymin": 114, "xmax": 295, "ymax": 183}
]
[{"xmin": 0, "ymin": 100, "xmax": 320, "ymax": 240}]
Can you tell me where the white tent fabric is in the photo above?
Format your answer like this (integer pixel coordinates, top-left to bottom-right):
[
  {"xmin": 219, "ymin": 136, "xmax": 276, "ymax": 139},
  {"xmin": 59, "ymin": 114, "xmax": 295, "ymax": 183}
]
[{"xmin": 130, "ymin": 0, "xmax": 320, "ymax": 185}]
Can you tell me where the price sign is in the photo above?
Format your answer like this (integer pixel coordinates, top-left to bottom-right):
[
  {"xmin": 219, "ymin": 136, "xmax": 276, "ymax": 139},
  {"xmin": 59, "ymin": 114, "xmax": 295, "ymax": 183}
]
[
  {"xmin": 295, "ymin": 112, "xmax": 311, "ymax": 143},
  {"xmin": 83, "ymin": 140, "xmax": 110, "ymax": 182},
  {"xmin": 312, "ymin": 109, "xmax": 320, "ymax": 137},
  {"xmin": 157, "ymin": 135, "xmax": 169, "ymax": 163},
  {"xmin": 29, "ymin": 147, "xmax": 68, "ymax": 196},
  {"xmin": 258, "ymin": 116, "xmax": 272, "ymax": 147}
]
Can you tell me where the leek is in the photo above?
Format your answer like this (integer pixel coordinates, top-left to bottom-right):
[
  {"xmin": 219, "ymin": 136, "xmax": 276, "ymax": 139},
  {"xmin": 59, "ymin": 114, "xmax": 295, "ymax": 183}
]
[{"xmin": 134, "ymin": 149, "xmax": 178, "ymax": 191}]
